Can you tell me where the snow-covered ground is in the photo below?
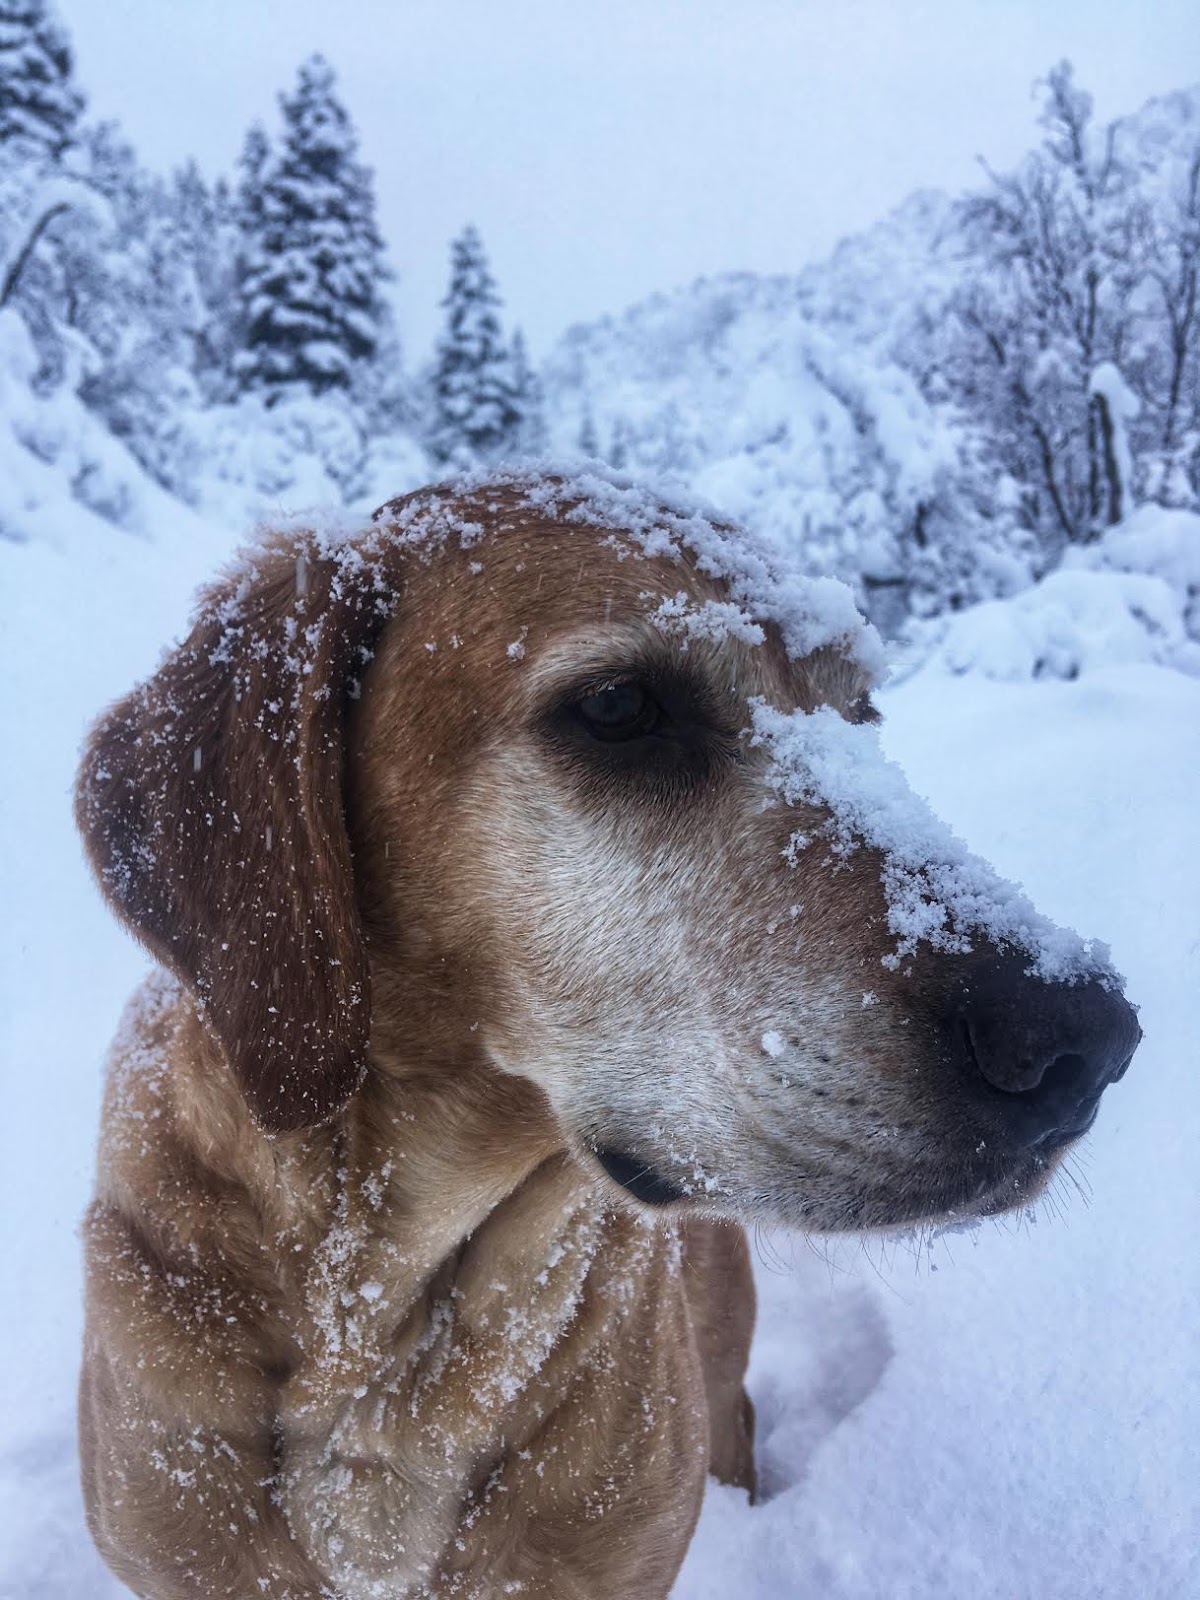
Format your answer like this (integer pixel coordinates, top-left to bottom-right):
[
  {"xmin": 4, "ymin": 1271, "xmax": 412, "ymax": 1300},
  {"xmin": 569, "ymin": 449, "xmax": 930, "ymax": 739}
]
[{"xmin": 1, "ymin": 487, "xmax": 1197, "ymax": 1599}]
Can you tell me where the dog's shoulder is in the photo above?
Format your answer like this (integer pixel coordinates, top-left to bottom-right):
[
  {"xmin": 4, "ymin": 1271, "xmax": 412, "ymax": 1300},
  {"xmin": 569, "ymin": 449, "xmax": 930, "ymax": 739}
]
[{"xmin": 85, "ymin": 970, "xmax": 332, "ymax": 1404}]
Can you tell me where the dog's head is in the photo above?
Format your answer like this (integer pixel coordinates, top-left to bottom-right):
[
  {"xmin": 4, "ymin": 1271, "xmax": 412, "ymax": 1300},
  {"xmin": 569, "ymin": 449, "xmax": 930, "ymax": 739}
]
[{"xmin": 77, "ymin": 471, "xmax": 1140, "ymax": 1231}]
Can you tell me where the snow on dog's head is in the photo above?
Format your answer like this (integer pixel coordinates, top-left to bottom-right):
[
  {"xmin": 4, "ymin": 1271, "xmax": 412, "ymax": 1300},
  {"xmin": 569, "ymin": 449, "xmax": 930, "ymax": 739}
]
[{"xmin": 81, "ymin": 464, "xmax": 1141, "ymax": 1231}]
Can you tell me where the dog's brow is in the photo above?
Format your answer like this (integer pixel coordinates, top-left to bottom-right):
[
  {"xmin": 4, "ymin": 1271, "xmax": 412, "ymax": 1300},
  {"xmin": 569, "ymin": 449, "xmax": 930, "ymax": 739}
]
[{"xmin": 520, "ymin": 619, "xmax": 684, "ymax": 698}]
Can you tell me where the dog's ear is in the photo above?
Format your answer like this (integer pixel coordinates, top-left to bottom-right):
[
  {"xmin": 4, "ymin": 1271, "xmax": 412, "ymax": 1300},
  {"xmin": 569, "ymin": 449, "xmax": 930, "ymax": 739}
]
[{"xmin": 76, "ymin": 534, "xmax": 396, "ymax": 1133}]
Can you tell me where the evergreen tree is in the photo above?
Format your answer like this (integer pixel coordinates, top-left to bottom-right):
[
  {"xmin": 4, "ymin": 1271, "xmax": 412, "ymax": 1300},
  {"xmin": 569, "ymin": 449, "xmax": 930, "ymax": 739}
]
[
  {"xmin": 0, "ymin": 0, "xmax": 85, "ymax": 347},
  {"xmin": 428, "ymin": 224, "xmax": 520, "ymax": 465},
  {"xmin": 234, "ymin": 55, "xmax": 387, "ymax": 401},
  {"xmin": 215, "ymin": 123, "xmax": 269, "ymax": 390},
  {"xmin": 0, "ymin": 0, "xmax": 82, "ymax": 155},
  {"xmin": 168, "ymin": 157, "xmax": 239, "ymax": 403},
  {"xmin": 576, "ymin": 404, "xmax": 599, "ymax": 457},
  {"xmin": 234, "ymin": 122, "xmax": 269, "ymax": 238},
  {"xmin": 607, "ymin": 416, "xmax": 630, "ymax": 469},
  {"xmin": 508, "ymin": 328, "xmax": 547, "ymax": 457}
]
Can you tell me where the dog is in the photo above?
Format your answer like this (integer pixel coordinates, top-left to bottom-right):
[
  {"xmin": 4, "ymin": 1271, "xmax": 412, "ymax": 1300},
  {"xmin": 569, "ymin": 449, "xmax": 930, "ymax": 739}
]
[{"xmin": 76, "ymin": 470, "xmax": 1140, "ymax": 1599}]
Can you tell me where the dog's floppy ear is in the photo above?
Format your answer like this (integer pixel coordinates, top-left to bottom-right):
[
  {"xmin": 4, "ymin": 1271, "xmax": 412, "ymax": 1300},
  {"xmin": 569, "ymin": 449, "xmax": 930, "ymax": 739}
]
[{"xmin": 76, "ymin": 534, "xmax": 396, "ymax": 1134}]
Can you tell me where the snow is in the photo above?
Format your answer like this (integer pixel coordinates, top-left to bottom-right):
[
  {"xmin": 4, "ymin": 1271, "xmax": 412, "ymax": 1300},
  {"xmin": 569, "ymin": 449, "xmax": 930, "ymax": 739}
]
[
  {"xmin": 469, "ymin": 461, "xmax": 886, "ymax": 677},
  {"xmin": 541, "ymin": 279, "xmax": 1017, "ymax": 624},
  {"xmin": 0, "ymin": 307, "xmax": 213, "ymax": 546},
  {"xmin": 1089, "ymin": 361, "xmax": 1141, "ymax": 517},
  {"xmin": 0, "ymin": 467, "xmax": 238, "ymax": 1600},
  {"xmin": 929, "ymin": 567, "xmax": 1199, "ymax": 680},
  {"xmin": 925, "ymin": 509, "xmax": 1200, "ymax": 681},
  {"xmin": 749, "ymin": 700, "xmax": 1111, "ymax": 981}
]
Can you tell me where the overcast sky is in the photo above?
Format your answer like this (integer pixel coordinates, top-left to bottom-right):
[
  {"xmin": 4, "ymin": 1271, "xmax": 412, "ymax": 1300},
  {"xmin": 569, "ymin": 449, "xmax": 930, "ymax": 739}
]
[{"xmin": 58, "ymin": 0, "xmax": 1199, "ymax": 361}]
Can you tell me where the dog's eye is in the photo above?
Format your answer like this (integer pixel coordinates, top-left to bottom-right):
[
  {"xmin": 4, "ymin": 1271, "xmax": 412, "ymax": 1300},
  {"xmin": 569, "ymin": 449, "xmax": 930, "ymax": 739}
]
[
  {"xmin": 574, "ymin": 682, "xmax": 660, "ymax": 742},
  {"xmin": 545, "ymin": 664, "xmax": 734, "ymax": 794}
]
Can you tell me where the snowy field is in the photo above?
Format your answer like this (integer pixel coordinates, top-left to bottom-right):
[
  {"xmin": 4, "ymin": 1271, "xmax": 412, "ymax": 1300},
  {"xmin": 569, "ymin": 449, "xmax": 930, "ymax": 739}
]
[{"xmin": 1, "ymin": 489, "xmax": 1196, "ymax": 1599}]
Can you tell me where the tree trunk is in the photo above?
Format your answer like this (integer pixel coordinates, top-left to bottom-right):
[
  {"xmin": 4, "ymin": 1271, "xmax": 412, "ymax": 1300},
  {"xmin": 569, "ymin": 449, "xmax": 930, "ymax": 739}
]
[
  {"xmin": 1091, "ymin": 388, "xmax": 1124, "ymax": 531},
  {"xmin": 0, "ymin": 202, "xmax": 70, "ymax": 310}
]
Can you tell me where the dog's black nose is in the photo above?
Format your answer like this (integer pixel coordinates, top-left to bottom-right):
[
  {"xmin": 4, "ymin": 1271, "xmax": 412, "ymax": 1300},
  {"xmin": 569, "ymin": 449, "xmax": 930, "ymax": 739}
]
[{"xmin": 954, "ymin": 961, "xmax": 1141, "ymax": 1147}]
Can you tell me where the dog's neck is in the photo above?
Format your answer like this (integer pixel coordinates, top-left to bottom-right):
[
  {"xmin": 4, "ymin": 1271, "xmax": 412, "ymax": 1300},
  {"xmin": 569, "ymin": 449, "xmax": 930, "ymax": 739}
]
[
  {"xmin": 94, "ymin": 974, "xmax": 707, "ymax": 1598},
  {"xmin": 266, "ymin": 1037, "xmax": 684, "ymax": 1590}
]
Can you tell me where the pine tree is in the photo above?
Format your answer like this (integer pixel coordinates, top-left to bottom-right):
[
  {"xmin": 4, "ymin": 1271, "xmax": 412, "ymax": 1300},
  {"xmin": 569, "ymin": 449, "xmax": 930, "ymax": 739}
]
[
  {"xmin": 608, "ymin": 416, "xmax": 630, "ymax": 469},
  {"xmin": 428, "ymin": 224, "xmax": 520, "ymax": 465},
  {"xmin": 235, "ymin": 122, "xmax": 269, "ymax": 237},
  {"xmin": 234, "ymin": 55, "xmax": 387, "ymax": 401},
  {"xmin": 167, "ymin": 158, "xmax": 239, "ymax": 403},
  {"xmin": 577, "ymin": 405, "xmax": 599, "ymax": 457},
  {"xmin": 508, "ymin": 328, "xmax": 547, "ymax": 457},
  {"xmin": 0, "ymin": 0, "xmax": 82, "ymax": 155}
]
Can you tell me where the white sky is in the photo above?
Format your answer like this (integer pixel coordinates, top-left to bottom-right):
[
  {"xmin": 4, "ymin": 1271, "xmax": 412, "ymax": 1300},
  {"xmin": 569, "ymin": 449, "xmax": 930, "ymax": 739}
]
[{"xmin": 58, "ymin": 0, "xmax": 1199, "ymax": 361}]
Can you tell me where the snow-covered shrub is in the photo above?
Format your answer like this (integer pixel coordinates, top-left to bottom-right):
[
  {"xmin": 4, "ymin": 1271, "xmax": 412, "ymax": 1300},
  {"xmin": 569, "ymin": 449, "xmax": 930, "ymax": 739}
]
[
  {"xmin": 0, "ymin": 305, "xmax": 203, "ymax": 544},
  {"xmin": 174, "ymin": 391, "xmax": 368, "ymax": 523},
  {"xmin": 924, "ymin": 504, "xmax": 1200, "ymax": 679},
  {"xmin": 1075, "ymin": 503, "xmax": 1200, "ymax": 641},
  {"xmin": 930, "ymin": 568, "xmax": 1196, "ymax": 680}
]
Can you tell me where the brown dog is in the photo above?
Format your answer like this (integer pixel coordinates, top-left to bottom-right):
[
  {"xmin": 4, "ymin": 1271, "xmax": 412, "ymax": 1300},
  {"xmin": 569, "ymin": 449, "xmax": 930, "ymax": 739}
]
[{"xmin": 76, "ymin": 472, "xmax": 1139, "ymax": 1598}]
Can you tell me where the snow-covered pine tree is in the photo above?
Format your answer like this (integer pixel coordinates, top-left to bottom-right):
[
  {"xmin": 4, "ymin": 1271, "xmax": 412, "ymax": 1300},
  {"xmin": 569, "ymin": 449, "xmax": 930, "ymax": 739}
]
[
  {"xmin": 0, "ymin": 0, "xmax": 85, "ymax": 330},
  {"xmin": 427, "ymin": 224, "xmax": 520, "ymax": 465},
  {"xmin": 215, "ymin": 123, "xmax": 269, "ymax": 391},
  {"xmin": 508, "ymin": 328, "xmax": 547, "ymax": 458},
  {"xmin": 235, "ymin": 122, "xmax": 270, "ymax": 238},
  {"xmin": 607, "ymin": 416, "xmax": 630, "ymax": 469},
  {"xmin": 0, "ymin": 0, "xmax": 82, "ymax": 155},
  {"xmin": 166, "ymin": 158, "xmax": 240, "ymax": 404},
  {"xmin": 576, "ymin": 405, "xmax": 599, "ymax": 457},
  {"xmin": 234, "ymin": 55, "xmax": 387, "ymax": 401}
]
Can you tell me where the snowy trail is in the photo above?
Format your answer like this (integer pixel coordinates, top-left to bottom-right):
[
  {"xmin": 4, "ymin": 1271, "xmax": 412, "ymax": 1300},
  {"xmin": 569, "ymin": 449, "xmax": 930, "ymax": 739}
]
[{"xmin": 1, "ymin": 519, "xmax": 1196, "ymax": 1599}]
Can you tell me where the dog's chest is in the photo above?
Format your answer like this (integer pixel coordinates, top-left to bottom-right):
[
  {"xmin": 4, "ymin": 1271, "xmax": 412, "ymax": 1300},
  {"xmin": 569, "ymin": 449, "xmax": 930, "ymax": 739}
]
[{"xmin": 274, "ymin": 1163, "xmax": 705, "ymax": 1595}]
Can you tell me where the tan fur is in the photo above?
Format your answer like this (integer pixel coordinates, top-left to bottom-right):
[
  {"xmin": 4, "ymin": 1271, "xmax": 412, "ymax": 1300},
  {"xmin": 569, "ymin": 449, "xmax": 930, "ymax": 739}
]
[{"xmin": 76, "ymin": 479, "xmax": 1090, "ymax": 1598}]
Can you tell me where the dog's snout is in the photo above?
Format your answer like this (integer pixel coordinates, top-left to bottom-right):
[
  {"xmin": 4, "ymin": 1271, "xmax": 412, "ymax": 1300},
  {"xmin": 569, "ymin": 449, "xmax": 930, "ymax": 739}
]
[{"xmin": 952, "ymin": 960, "xmax": 1141, "ymax": 1147}]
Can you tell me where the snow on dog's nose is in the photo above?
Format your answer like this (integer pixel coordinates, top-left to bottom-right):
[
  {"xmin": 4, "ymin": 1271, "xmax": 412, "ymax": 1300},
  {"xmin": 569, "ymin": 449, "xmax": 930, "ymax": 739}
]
[
  {"xmin": 749, "ymin": 696, "xmax": 1142, "ymax": 1149},
  {"xmin": 750, "ymin": 699, "xmax": 1126, "ymax": 987}
]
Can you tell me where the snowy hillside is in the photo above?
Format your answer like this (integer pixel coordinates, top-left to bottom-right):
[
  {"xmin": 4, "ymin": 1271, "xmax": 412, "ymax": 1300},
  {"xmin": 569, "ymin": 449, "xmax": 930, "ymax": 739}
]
[
  {"xmin": 542, "ymin": 267, "xmax": 1028, "ymax": 634},
  {"xmin": 6, "ymin": 23, "xmax": 1198, "ymax": 647},
  {"xmin": 542, "ymin": 80, "xmax": 1200, "ymax": 633}
]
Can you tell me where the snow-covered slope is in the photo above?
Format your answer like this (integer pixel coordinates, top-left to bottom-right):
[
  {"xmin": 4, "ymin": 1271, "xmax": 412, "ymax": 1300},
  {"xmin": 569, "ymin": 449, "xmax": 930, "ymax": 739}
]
[
  {"xmin": 542, "ymin": 268, "xmax": 1015, "ymax": 631},
  {"xmin": 541, "ymin": 84, "xmax": 1200, "ymax": 633},
  {"xmin": 0, "ymin": 479, "xmax": 241, "ymax": 1599}
]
